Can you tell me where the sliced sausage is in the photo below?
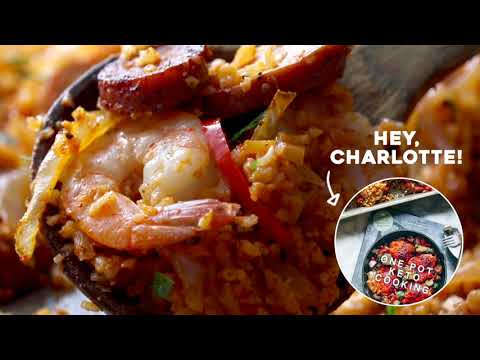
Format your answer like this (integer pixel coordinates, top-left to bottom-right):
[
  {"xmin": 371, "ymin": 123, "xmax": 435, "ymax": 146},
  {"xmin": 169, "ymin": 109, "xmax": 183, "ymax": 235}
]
[
  {"xmin": 98, "ymin": 45, "xmax": 212, "ymax": 114},
  {"xmin": 202, "ymin": 45, "xmax": 351, "ymax": 118}
]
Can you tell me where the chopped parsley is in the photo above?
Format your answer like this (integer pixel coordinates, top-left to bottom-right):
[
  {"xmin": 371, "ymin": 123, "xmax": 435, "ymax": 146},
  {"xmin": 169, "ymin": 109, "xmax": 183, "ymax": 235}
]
[
  {"xmin": 230, "ymin": 111, "xmax": 265, "ymax": 143},
  {"xmin": 7, "ymin": 55, "xmax": 27, "ymax": 67},
  {"xmin": 152, "ymin": 272, "xmax": 174, "ymax": 300},
  {"xmin": 6, "ymin": 55, "xmax": 29, "ymax": 78},
  {"xmin": 250, "ymin": 159, "xmax": 258, "ymax": 172},
  {"xmin": 443, "ymin": 99, "xmax": 457, "ymax": 121},
  {"xmin": 385, "ymin": 306, "xmax": 396, "ymax": 315},
  {"xmin": 443, "ymin": 99, "xmax": 455, "ymax": 110}
]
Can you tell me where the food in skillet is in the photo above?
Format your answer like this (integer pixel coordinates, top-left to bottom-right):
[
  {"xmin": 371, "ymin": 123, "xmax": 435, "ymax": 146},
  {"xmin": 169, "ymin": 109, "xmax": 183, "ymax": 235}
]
[
  {"xmin": 335, "ymin": 54, "xmax": 480, "ymax": 315},
  {"xmin": 15, "ymin": 45, "xmax": 400, "ymax": 314},
  {"xmin": 348, "ymin": 179, "xmax": 432, "ymax": 209},
  {"xmin": 0, "ymin": 46, "xmax": 119, "ymax": 303},
  {"xmin": 365, "ymin": 234, "xmax": 444, "ymax": 305}
]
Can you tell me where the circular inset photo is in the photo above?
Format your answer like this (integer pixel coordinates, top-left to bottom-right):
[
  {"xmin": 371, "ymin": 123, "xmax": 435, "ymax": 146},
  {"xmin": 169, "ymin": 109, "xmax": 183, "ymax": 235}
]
[{"xmin": 334, "ymin": 177, "xmax": 463, "ymax": 306}]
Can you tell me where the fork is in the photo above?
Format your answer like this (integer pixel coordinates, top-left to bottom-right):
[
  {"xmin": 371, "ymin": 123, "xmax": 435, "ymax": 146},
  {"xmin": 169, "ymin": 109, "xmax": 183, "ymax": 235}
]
[{"xmin": 442, "ymin": 234, "xmax": 461, "ymax": 248}]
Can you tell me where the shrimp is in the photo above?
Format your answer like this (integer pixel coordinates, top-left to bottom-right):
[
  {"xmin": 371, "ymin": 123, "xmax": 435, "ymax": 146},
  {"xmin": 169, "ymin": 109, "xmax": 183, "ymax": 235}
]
[
  {"xmin": 60, "ymin": 111, "xmax": 240, "ymax": 251},
  {"xmin": 405, "ymin": 55, "xmax": 480, "ymax": 199}
]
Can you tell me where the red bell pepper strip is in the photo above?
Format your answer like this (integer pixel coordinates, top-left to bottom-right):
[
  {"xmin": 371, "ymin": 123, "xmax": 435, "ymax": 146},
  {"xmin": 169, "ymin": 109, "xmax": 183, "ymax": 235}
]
[{"xmin": 201, "ymin": 119, "xmax": 291, "ymax": 247}]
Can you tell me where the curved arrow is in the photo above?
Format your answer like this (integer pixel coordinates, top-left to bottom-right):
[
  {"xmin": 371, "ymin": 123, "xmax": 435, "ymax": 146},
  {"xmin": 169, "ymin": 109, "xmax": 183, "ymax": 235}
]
[{"xmin": 326, "ymin": 170, "xmax": 340, "ymax": 207}]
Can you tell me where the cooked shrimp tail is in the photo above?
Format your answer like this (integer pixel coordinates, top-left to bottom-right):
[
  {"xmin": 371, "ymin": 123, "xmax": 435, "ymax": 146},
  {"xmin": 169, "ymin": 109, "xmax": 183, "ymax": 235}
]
[
  {"xmin": 131, "ymin": 199, "xmax": 241, "ymax": 250},
  {"xmin": 149, "ymin": 199, "xmax": 240, "ymax": 228},
  {"xmin": 65, "ymin": 181, "xmax": 240, "ymax": 252}
]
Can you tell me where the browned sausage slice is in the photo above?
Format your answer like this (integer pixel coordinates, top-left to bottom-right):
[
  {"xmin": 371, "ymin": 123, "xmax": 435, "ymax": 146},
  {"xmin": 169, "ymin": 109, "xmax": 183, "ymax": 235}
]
[
  {"xmin": 98, "ymin": 45, "xmax": 212, "ymax": 114},
  {"xmin": 202, "ymin": 45, "xmax": 351, "ymax": 118}
]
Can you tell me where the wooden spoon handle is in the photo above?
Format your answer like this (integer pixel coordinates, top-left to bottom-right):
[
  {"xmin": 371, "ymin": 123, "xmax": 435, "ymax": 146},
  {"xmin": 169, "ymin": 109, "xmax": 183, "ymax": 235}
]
[{"xmin": 341, "ymin": 45, "xmax": 480, "ymax": 123}]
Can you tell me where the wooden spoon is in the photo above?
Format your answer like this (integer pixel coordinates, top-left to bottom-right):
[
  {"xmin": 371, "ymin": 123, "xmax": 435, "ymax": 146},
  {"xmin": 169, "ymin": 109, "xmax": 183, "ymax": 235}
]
[{"xmin": 341, "ymin": 45, "xmax": 480, "ymax": 123}]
